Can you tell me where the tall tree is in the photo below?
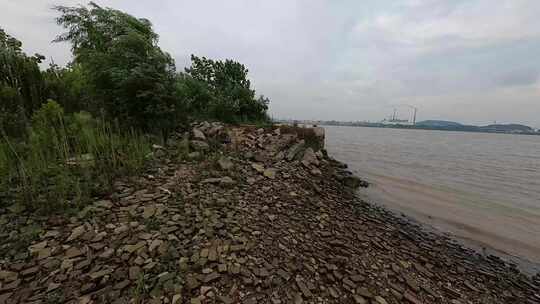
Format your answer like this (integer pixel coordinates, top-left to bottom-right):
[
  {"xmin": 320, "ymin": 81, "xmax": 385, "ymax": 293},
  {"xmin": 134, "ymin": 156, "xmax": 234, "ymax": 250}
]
[
  {"xmin": 184, "ymin": 55, "xmax": 269, "ymax": 122},
  {"xmin": 54, "ymin": 2, "xmax": 179, "ymax": 132},
  {"xmin": 0, "ymin": 28, "xmax": 46, "ymax": 136}
]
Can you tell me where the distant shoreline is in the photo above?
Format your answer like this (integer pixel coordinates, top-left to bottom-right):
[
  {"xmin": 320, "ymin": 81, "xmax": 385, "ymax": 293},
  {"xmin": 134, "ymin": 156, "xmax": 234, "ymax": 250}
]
[{"xmin": 316, "ymin": 122, "xmax": 540, "ymax": 136}]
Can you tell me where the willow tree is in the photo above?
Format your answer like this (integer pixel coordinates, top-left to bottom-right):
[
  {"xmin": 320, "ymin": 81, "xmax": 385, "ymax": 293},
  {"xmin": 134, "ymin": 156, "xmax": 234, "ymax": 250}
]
[{"xmin": 54, "ymin": 2, "xmax": 179, "ymax": 132}]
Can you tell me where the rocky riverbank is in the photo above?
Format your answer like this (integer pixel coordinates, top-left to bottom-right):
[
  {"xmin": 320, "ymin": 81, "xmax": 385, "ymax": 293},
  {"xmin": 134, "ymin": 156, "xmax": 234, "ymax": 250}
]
[{"xmin": 0, "ymin": 123, "xmax": 539, "ymax": 304}]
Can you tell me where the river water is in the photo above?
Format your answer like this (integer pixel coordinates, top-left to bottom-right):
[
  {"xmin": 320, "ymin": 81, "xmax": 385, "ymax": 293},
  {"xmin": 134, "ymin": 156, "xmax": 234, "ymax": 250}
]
[{"xmin": 324, "ymin": 125, "xmax": 540, "ymax": 272}]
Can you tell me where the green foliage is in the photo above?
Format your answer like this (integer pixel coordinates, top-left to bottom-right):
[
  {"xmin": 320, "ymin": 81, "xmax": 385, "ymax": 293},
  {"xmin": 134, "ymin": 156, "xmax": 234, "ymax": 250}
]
[
  {"xmin": 43, "ymin": 63, "xmax": 91, "ymax": 113},
  {"xmin": 2, "ymin": 7, "xmax": 271, "ymax": 139},
  {"xmin": 54, "ymin": 2, "xmax": 180, "ymax": 132},
  {"xmin": 0, "ymin": 101, "xmax": 150, "ymax": 213},
  {"xmin": 0, "ymin": 27, "xmax": 46, "ymax": 137},
  {"xmin": 182, "ymin": 55, "xmax": 270, "ymax": 123},
  {"xmin": 0, "ymin": 3, "xmax": 273, "ymax": 215},
  {"xmin": 0, "ymin": 86, "xmax": 28, "ymax": 137}
]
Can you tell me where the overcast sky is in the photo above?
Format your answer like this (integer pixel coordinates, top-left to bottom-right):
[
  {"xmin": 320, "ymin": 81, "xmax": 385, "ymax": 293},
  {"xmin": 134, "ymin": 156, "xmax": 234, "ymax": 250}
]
[{"xmin": 2, "ymin": 0, "xmax": 540, "ymax": 127}]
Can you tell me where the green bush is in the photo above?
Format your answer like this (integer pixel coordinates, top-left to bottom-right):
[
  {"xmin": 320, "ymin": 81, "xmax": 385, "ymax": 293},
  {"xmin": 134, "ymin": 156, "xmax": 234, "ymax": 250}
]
[
  {"xmin": 43, "ymin": 63, "xmax": 92, "ymax": 113},
  {"xmin": 182, "ymin": 55, "xmax": 270, "ymax": 124},
  {"xmin": 0, "ymin": 86, "xmax": 28, "ymax": 137}
]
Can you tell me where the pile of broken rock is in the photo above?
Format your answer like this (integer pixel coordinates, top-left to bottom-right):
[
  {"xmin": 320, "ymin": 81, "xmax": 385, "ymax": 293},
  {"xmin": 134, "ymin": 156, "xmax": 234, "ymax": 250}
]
[{"xmin": 0, "ymin": 122, "xmax": 538, "ymax": 304}]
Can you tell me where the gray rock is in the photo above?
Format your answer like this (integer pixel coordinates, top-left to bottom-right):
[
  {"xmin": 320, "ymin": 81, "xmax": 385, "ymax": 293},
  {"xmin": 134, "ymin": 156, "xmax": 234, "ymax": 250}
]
[
  {"xmin": 218, "ymin": 156, "xmax": 234, "ymax": 170},
  {"xmin": 67, "ymin": 225, "xmax": 86, "ymax": 242},
  {"xmin": 251, "ymin": 163, "xmax": 265, "ymax": 173},
  {"xmin": 191, "ymin": 140, "xmax": 210, "ymax": 151},
  {"xmin": 172, "ymin": 294, "xmax": 182, "ymax": 304},
  {"xmin": 301, "ymin": 147, "xmax": 318, "ymax": 167},
  {"xmin": 188, "ymin": 152, "xmax": 201, "ymax": 159},
  {"xmin": 353, "ymin": 295, "xmax": 367, "ymax": 304},
  {"xmin": 310, "ymin": 168, "xmax": 322, "ymax": 176},
  {"xmin": 201, "ymin": 177, "xmax": 235, "ymax": 186},
  {"xmin": 208, "ymin": 124, "xmax": 224, "ymax": 136},
  {"xmin": 343, "ymin": 175, "xmax": 368, "ymax": 189},
  {"xmin": 142, "ymin": 205, "xmax": 156, "ymax": 219},
  {"xmin": 94, "ymin": 200, "xmax": 113, "ymax": 209},
  {"xmin": 312, "ymin": 127, "xmax": 325, "ymax": 150},
  {"xmin": 192, "ymin": 128, "xmax": 206, "ymax": 141},
  {"xmin": 263, "ymin": 168, "xmax": 277, "ymax": 179},
  {"xmin": 219, "ymin": 176, "xmax": 235, "ymax": 186},
  {"xmin": 286, "ymin": 140, "xmax": 305, "ymax": 161},
  {"xmin": 202, "ymin": 178, "xmax": 223, "ymax": 184}
]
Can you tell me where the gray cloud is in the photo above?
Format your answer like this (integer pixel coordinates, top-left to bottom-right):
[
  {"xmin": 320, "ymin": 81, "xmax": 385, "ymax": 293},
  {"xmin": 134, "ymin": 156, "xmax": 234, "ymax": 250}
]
[
  {"xmin": 1, "ymin": 0, "xmax": 540, "ymax": 127},
  {"xmin": 495, "ymin": 69, "xmax": 539, "ymax": 87}
]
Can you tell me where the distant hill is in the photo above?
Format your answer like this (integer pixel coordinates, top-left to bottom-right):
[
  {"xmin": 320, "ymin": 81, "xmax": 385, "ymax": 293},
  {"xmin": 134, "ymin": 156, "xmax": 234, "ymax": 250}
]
[
  {"xmin": 414, "ymin": 121, "xmax": 535, "ymax": 133},
  {"xmin": 416, "ymin": 120, "xmax": 464, "ymax": 128},
  {"xmin": 307, "ymin": 119, "xmax": 538, "ymax": 135},
  {"xmin": 479, "ymin": 124, "xmax": 533, "ymax": 132}
]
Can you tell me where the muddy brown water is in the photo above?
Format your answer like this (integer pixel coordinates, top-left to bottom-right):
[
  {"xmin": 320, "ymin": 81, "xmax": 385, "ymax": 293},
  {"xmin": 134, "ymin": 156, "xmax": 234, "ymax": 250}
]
[{"xmin": 324, "ymin": 125, "xmax": 540, "ymax": 274}]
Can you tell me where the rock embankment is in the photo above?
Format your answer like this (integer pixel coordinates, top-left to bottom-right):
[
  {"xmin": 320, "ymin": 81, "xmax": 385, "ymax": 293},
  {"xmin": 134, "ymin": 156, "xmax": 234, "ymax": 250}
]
[{"xmin": 0, "ymin": 123, "xmax": 539, "ymax": 304}]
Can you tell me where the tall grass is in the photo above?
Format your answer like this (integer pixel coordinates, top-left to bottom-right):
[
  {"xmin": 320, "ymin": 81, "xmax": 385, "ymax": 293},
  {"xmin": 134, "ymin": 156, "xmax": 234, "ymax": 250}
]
[{"xmin": 0, "ymin": 100, "xmax": 151, "ymax": 213}]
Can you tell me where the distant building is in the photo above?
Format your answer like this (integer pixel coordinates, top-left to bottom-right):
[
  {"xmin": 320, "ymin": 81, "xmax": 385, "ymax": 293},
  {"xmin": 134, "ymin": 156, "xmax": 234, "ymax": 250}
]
[
  {"xmin": 380, "ymin": 108, "xmax": 415, "ymax": 126},
  {"xmin": 380, "ymin": 118, "xmax": 414, "ymax": 126}
]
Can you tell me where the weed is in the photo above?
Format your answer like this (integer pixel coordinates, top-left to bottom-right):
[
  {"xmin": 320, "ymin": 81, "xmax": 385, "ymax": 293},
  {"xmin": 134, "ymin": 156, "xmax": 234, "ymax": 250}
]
[
  {"xmin": 132, "ymin": 272, "xmax": 147, "ymax": 304},
  {"xmin": 10, "ymin": 223, "xmax": 42, "ymax": 254},
  {"xmin": 206, "ymin": 137, "xmax": 222, "ymax": 152},
  {"xmin": 0, "ymin": 101, "xmax": 151, "ymax": 213},
  {"xmin": 45, "ymin": 290, "xmax": 65, "ymax": 304},
  {"xmin": 144, "ymin": 218, "xmax": 160, "ymax": 231}
]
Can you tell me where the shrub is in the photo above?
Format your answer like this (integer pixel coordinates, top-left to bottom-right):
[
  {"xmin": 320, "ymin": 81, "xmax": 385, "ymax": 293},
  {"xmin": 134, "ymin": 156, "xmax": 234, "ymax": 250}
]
[
  {"xmin": 182, "ymin": 55, "xmax": 270, "ymax": 123},
  {"xmin": 43, "ymin": 63, "xmax": 92, "ymax": 113},
  {"xmin": 0, "ymin": 101, "xmax": 150, "ymax": 213},
  {"xmin": 0, "ymin": 86, "xmax": 28, "ymax": 137}
]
